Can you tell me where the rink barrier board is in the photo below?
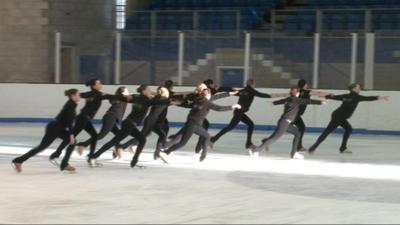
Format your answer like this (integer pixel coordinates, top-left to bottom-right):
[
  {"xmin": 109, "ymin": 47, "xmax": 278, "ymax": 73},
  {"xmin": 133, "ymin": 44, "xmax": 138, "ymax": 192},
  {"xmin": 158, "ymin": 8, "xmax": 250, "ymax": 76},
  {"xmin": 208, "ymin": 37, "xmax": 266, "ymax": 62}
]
[{"xmin": 1, "ymin": 118, "xmax": 399, "ymax": 136}]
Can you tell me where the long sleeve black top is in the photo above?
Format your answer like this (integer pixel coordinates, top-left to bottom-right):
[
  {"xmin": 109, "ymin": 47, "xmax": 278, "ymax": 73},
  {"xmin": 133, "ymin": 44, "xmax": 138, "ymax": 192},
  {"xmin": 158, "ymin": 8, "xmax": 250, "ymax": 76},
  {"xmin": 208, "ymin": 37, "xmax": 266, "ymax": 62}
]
[
  {"xmin": 298, "ymin": 89, "xmax": 312, "ymax": 116},
  {"xmin": 126, "ymin": 94, "xmax": 170, "ymax": 125},
  {"xmin": 177, "ymin": 92, "xmax": 230, "ymax": 109},
  {"xmin": 210, "ymin": 86, "xmax": 235, "ymax": 95},
  {"xmin": 187, "ymin": 95, "xmax": 232, "ymax": 125},
  {"xmin": 273, "ymin": 97, "xmax": 322, "ymax": 122},
  {"xmin": 236, "ymin": 85, "xmax": 271, "ymax": 112},
  {"xmin": 105, "ymin": 98, "xmax": 128, "ymax": 123},
  {"xmin": 55, "ymin": 99, "xmax": 77, "ymax": 135},
  {"xmin": 145, "ymin": 95, "xmax": 170, "ymax": 125},
  {"xmin": 79, "ymin": 89, "xmax": 122, "ymax": 119},
  {"xmin": 326, "ymin": 91, "xmax": 379, "ymax": 119}
]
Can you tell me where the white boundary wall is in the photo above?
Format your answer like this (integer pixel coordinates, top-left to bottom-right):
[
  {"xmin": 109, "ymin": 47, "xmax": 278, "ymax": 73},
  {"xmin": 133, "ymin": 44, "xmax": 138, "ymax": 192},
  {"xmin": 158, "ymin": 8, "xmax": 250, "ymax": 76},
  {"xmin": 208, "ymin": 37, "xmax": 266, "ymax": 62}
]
[{"xmin": 0, "ymin": 84, "xmax": 399, "ymax": 132}]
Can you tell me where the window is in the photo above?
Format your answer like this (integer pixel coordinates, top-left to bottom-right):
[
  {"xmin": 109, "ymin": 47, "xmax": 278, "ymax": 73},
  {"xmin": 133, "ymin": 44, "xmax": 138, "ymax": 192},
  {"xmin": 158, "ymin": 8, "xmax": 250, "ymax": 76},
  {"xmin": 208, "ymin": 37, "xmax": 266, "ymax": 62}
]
[{"xmin": 116, "ymin": 0, "xmax": 127, "ymax": 29}]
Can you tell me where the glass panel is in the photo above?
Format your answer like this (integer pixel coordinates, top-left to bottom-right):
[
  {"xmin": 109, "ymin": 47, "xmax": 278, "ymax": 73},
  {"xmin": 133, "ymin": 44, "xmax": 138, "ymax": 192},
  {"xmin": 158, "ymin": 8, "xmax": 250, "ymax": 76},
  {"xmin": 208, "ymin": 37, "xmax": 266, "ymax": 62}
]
[
  {"xmin": 374, "ymin": 36, "xmax": 400, "ymax": 90},
  {"xmin": 251, "ymin": 33, "xmax": 314, "ymax": 88},
  {"xmin": 183, "ymin": 31, "xmax": 245, "ymax": 87},
  {"xmin": 319, "ymin": 36, "xmax": 353, "ymax": 89},
  {"xmin": 120, "ymin": 31, "xmax": 179, "ymax": 85}
]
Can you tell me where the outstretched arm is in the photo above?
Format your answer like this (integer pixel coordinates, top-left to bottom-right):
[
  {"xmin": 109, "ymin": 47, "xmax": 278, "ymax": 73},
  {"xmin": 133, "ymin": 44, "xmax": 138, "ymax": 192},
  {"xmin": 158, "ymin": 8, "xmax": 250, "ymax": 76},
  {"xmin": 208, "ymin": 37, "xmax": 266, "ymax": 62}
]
[
  {"xmin": 210, "ymin": 92, "xmax": 230, "ymax": 101},
  {"xmin": 357, "ymin": 95, "xmax": 388, "ymax": 102},
  {"xmin": 253, "ymin": 89, "xmax": 272, "ymax": 98},
  {"xmin": 310, "ymin": 90, "xmax": 332, "ymax": 97},
  {"xmin": 217, "ymin": 86, "xmax": 236, "ymax": 93},
  {"xmin": 101, "ymin": 93, "xmax": 128, "ymax": 101},
  {"xmin": 325, "ymin": 94, "xmax": 347, "ymax": 101},
  {"xmin": 272, "ymin": 98, "xmax": 287, "ymax": 105},
  {"xmin": 299, "ymin": 98, "xmax": 326, "ymax": 105},
  {"xmin": 79, "ymin": 91, "xmax": 92, "ymax": 98},
  {"xmin": 172, "ymin": 91, "xmax": 193, "ymax": 96}
]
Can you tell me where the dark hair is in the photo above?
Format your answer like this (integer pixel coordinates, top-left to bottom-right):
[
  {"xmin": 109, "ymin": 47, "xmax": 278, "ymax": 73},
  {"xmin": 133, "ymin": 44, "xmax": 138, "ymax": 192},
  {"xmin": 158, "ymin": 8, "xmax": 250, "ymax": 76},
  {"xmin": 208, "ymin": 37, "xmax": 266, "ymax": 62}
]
[
  {"xmin": 297, "ymin": 79, "xmax": 307, "ymax": 89},
  {"xmin": 203, "ymin": 79, "xmax": 214, "ymax": 86},
  {"xmin": 115, "ymin": 86, "xmax": 126, "ymax": 95},
  {"xmin": 164, "ymin": 80, "xmax": 174, "ymax": 89},
  {"xmin": 64, "ymin": 88, "xmax": 79, "ymax": 97},
  {"xmin": 246, "ymin": 79, "xmax": 254, "ymax": 86},
  {"xmin": 85, "ymin": 79, "xmax": 100, "ymax": 88},
  {"xmin": 348, "ymin": 83, "xmax": 360, "ymax": 91},
  {"xmin": 137, "ymin": 84, "xmax": 149, "ymax": 94}
]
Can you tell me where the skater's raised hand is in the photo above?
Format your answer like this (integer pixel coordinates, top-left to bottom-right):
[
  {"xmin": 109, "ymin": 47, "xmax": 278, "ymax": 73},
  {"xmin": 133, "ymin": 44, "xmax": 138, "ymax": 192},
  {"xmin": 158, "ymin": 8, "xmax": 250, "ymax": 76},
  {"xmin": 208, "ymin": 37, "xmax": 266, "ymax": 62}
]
[
  {"xmin": 266, "ymin": 99, "xmax": 275, "ymax": 105},
  {"xmin": 229, "ymin": 90, "xmax": 239, "ymax": 96},
  {"xmin": 379, "ymin": 96, "xmax": 389, "ymax": 101},
  {"xmin": 232, "ymin": 104, "xmax": 241, "ymax": 109}
]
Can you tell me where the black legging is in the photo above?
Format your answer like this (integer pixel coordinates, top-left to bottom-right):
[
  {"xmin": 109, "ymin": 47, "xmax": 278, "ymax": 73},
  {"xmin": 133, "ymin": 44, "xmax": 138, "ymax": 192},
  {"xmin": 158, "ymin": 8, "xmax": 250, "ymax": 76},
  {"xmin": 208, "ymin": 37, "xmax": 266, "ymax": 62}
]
[
  {"xmin": 91, "ymin": 118, "xmax": 145, "ymax": 164},
  {"xmin": 256, "ymin": 119, "xmax": 300, "ymax": 158},
  {"xmin": 195, "ymin": 119, "xmax": 209, "ymax": 154},
  {"xmin": 167, "ymin": 119, "xmax": 209, "ymax": 154},
  {"xmin": 12, "ymin": 121, "xmax": 75, "ymax": 170},
  {"xmin": 119, "ymin": 119, "xmax": 167, "ymax": 158},
  {"xmin": 211, "ymin": 109, "xmax": 255, "ymax": 148},
  {"xmin": 164, "ymin": 120, "xmax": 211, "ymax": 161},
  {"xmin": 50, "ymin": 114, "xmax": 97, "ymax": 159},
  {"xmin": 292, "ymin": 116, "xmax": 306, "ymax": 150},
  {"xmin": 309, "ymin": 116, "xmax": 352, "ymax": 152},
  {"xmin": 163, "ymin": 118, "xmax": 170, "ymax": 136},
  {"xmin": 77, "ymin": 113, "xmax": 120, "ymax": 148}
]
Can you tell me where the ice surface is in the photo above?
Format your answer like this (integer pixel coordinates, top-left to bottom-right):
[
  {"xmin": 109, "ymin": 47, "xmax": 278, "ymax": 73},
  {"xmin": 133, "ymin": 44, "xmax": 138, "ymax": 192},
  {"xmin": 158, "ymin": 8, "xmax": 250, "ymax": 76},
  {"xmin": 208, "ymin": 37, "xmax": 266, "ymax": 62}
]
[{"xmin": 1, "ymin": 123, "xmax": 400, "ymax": 224}]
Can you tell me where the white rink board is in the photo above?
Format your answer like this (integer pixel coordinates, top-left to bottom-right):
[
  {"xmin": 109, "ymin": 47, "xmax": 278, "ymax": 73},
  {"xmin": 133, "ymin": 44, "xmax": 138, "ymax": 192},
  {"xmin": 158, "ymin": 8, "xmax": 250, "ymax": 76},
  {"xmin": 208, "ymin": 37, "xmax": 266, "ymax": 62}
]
[{"xmin": 0, "ymin": 83, "xmax": 399, "ymax": 131}]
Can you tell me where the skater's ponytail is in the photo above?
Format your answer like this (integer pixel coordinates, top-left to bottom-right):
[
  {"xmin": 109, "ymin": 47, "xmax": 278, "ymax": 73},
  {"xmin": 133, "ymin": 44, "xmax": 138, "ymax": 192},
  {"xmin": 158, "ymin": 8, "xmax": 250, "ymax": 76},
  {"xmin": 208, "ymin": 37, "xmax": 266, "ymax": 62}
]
[
  {"xmin": 164, "ymin": 80, "xmax": 174, "ymax": 90},
  {"xmin": 203, "ymin": 79, "xmax": 214, "ymax": 86},
  {"xmin": 115, "ymin": 86, "xmax": 127, "ymax": 95},
  {"xmin": 85, "ymin": 79, "xmax": 100, "ymax": 89},
  {"xmin": 64, "ymin": 89, "xmax": 79, "ymax": 98},
  {"xmin": 297, "ymin": 79, "xmax": 307, "ymax": 89}
]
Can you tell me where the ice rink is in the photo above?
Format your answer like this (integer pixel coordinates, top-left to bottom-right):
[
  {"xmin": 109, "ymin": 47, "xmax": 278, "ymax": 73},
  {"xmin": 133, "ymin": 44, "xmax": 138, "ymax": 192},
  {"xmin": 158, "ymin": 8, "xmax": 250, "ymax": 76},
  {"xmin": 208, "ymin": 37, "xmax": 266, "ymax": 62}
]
[{"xmin": 1, "ymin": 123, "xmax": 400, "ymax": 224}]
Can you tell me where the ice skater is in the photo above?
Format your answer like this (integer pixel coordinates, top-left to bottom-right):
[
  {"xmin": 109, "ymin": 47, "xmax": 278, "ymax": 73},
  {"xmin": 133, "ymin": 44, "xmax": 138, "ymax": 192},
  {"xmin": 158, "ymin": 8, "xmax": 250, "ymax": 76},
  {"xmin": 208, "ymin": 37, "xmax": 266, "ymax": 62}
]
[
  {"xmin": 250, "ymin": 86, "xmax": 326, "ymax": 159},
  {"xmin": 211, "ymin": 79, "xmax": 288, "ymax": 149},
  {"xmin": 75, "ymin": 86, "xmax": 130, "ymax": 158},
  {"xmin": 117, "ymin": 87, "xmax": 176, "ymax": 161},
  {"xmin": 308, "ymin": 83, "xmax": 389, "ymax": 154},
  {"xmin": 88, "ymin": 84, "xmax": 171, "ymax": 168},
  {"xmin": 123, "ymin": 80, "xmax": 191, "ymax": 153},
  {"xmin": 12, "ymin": 89, "xmax": 80, "ymax": 173},
  {"xmin": 167, "ymin": 83, "xmax": 237, "ymax": 154},
  {"xmin": 49, "ymin": 79, "xmax": 125, "ymax": 162},
  {"xmin": 293, "ymin": 79, "xmax": 331, "ymax": 151},
  {"xmin": 160, "ymin": 88, "xmax": 241, "ymax": 163}
]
